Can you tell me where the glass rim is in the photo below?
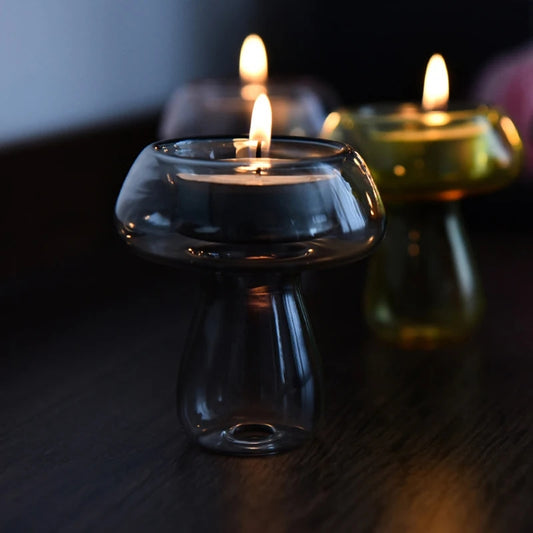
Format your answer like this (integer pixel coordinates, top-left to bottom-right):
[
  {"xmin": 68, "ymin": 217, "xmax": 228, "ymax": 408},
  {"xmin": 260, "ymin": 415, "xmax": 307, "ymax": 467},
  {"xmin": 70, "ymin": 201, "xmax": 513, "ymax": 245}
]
[
  {"xmin": 150, "ymin": 135, "xmax": 352, "ymax": 170},
  {"xmin": 336, "ymin": 102, "xmax": 499, "ymax": 121}
]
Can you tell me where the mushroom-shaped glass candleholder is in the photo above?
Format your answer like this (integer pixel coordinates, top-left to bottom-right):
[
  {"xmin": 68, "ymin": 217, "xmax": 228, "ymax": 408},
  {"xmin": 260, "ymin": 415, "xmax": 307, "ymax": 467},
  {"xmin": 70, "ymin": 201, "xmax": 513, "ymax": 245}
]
[
  {"xmin": 322, "ymin": 102, "xmax": 522, "ymax": 349},
  {"xmin": 115, "ymin": 136, "xmax": 385, "ymax": 455}
]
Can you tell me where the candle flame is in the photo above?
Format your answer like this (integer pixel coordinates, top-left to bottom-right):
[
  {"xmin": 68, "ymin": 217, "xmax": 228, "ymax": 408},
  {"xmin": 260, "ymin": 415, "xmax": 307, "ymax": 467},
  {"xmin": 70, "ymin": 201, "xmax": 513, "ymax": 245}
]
[
  {"xmin": 499, "ymin": 115, "xmax": 522, "ymax": 148},
  {"xmin": 422, "ymin": 53, "xmax": 449, "ymax": 111},
  {"xmin": 321, "ymin": 112, "xmax": 342, "ymax": 137},
  {"xmin": 249, "ymin": 93, "xmax": 272, "ymax": 154},
  {"xmin": 239, "ymin": 34, "xmax": 268, "ymax": 85}
]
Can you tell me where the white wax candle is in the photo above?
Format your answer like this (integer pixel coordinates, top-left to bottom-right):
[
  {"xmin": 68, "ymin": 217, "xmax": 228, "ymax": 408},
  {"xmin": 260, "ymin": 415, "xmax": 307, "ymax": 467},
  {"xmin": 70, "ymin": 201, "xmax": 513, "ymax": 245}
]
[
  {"xmin": 375, "ymin": 121, "xmax": 488, "ymax": 142},
  {"xmin": 171, "ymin": 168, "xmax": 366, "ymax": 242},
  {"xmin": 371, "ymin": 111, "xmax": 489, "ymax": 143}
]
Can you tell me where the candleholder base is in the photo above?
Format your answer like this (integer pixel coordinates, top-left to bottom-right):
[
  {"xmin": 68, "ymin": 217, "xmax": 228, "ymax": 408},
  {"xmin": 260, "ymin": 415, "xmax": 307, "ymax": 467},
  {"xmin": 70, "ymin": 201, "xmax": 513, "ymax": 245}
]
[
  {"xmin": 178, "ymin": 272, "xmax": 320, "ymax": 455},
  {"xmin": 364, "ymin": 201, "xmax": 484, "ymax": 349}
]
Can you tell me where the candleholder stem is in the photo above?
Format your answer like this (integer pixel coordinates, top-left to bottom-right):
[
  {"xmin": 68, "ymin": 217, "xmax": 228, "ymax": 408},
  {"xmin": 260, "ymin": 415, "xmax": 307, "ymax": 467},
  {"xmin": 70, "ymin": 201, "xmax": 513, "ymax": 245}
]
[
  {"xmin": 363, "ymin": 200, "xmax": 484, "ymax": 349},
  {"xmin": 177, "ymin": 271, "xmax": 322, "ymax": 455}
]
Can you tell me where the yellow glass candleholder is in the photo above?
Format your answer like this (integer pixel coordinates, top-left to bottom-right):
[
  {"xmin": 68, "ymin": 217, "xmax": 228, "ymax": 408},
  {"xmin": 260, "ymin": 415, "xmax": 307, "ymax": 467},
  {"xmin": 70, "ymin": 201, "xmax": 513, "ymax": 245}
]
[{"xmin": 322, "ymin": 103, "xmax": 523, "ymax": 348}]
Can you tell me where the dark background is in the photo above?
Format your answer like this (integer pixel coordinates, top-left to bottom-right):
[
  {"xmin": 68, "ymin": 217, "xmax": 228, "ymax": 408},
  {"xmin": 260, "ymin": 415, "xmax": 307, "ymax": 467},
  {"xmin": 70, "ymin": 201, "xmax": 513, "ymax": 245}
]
[
  {"xmin": 3, "ymin": 2, "xmax": 533, "ymax": 532},
  {"xmin": 255, "ymin": 0, "xmax": 532, "ymax": 104}
]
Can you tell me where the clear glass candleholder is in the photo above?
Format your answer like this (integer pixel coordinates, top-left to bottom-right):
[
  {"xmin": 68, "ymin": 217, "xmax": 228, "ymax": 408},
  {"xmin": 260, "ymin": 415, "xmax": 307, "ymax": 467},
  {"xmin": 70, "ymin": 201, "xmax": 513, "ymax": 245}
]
[
  {"xmin": 159, "ymin": 78, "xmax": 338, "ymax": 139},
  {"xmin": 322, "ymin": 103, "xmax": 523, "ymax": 349},
  {"xmin": 115, "ymin": 136, "xmax": 386, "ymax": 455}
]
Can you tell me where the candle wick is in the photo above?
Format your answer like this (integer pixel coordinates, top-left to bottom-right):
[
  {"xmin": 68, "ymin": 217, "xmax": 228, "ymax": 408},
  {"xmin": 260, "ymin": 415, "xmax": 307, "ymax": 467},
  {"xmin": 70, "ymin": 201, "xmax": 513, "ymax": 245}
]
[{"xmin": 256, "ymin": 141, "xmax": 262, "ymax": 158}]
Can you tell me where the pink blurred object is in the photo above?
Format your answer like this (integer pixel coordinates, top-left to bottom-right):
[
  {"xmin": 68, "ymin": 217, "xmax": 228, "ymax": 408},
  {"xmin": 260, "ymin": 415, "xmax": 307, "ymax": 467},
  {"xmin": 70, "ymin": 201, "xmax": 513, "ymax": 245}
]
[{"xmin": 472, "ymin": 42, "xmax": 533, "ymax": 176}]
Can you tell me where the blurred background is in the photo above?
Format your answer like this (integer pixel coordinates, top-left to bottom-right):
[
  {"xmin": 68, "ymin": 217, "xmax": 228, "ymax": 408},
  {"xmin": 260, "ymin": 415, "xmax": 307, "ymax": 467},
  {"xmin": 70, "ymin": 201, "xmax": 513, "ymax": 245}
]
[
  {"xmin": 2, "ymin": 0, "xmax": 532, "ymax": 147},
  {"xmin": 2, "ymin": 0, "xmax": 532, "ymax": 280}
]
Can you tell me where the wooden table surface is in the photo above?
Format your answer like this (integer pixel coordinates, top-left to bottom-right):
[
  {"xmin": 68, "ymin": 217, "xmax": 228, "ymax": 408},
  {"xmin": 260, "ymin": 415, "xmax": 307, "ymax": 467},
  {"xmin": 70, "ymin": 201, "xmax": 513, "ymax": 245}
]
[
  {"xmin": 4, "ymin": 223, "xmax": 533, "ymax": 532},
  {"xmin": 2, "ymin": 121, "xmax": 533, "ymax": 532}
]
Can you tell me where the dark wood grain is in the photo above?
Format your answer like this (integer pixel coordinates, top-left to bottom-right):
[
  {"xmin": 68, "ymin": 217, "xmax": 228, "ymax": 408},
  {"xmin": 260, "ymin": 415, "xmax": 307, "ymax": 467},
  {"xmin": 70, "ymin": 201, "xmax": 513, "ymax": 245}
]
[{"xmin": 3, "ymin": 218, "xmax": 533, "ymax": 532}]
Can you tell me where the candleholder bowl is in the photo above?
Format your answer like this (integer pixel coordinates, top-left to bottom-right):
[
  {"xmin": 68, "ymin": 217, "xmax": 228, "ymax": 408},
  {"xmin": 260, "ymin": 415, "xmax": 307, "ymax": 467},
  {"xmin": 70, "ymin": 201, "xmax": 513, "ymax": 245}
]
[
  {"xmin": 115, "ymin": 136, "xmax": 385, "ymax": 455},
  {"xmin": 322, "ymin": 103, "xmax": 523, "ymax": 349},
  {"xmin": 159, "ymin": 79, "xmax": 336, "ymax": 139}
]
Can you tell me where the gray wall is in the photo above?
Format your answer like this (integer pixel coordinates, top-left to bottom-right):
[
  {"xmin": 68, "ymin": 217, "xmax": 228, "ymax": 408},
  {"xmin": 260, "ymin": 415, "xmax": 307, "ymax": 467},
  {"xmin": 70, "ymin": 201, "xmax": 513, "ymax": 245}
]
[{"xmin": 0, "ymin": 0, "xmax": 256, "ymax": 147}]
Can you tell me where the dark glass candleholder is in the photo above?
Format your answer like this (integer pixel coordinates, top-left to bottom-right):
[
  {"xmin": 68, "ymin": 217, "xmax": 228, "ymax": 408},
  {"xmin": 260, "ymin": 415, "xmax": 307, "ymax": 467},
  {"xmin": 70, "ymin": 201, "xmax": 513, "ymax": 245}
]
[{"xmin": 115, "ymin": 137, "xmax": 386, "ymax": 455}]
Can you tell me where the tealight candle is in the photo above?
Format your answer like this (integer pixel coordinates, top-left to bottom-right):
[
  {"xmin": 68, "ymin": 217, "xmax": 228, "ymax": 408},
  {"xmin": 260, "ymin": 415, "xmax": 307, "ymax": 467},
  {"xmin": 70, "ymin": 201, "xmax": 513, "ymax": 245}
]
[
  {"xmin": 321, "ymin": 54, "xmax": 523, "ymax": 348},
  {"xmin": 321, "ymin": 53, "xmax": 522, "ymax": 202},
  {"xmin": 172, "ymin": 160, "xmax": 360, "ymax": 243},
  {"xmin": 159, "ymin": 33, "xmax": 338, "ymax": 138}
]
